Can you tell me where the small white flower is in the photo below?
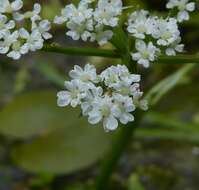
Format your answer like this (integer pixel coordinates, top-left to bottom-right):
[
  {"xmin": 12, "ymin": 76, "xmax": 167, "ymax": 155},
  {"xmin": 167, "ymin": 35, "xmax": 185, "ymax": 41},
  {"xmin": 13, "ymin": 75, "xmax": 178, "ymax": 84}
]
[
  {"xmin": 69, "ymin": 63, "xmax": 99, "ymax": 83},
  {"xmin": 81, "ymin": 86, "xmax": 103, "ymax": 116},
  {"xmin": 112, "ymin": 94, "xmax": 135, "ymax": 124},
  {"xmin": 94, "ymin": 0, "xmax": 123, "ymax": 27},
  {"xmin": 131, "ymin": 40, "xmax": 160, "ymax": 68},
  {"xmin": 0, "ymin": 30, "xmax": 18, "ymax": 54},
  {"xmin": 132, "ymin": 88, "xmax": 148, "ymax": 111},
  {"xmin": 100, "ymin": 64, "xmax": 140, "ymax": 88},
  {"xmin": 35, "ymin": 20, "xmax": 52, "ymax": 40},
  {"xmin": 66, "ymin": 18, "xmax": 93, "ymax": 41},
  {"xmin": 166, "ymin": 0, "xmax": 195, "ymax": 22},
  {"xmin": 54, "ymin": 3, "xmax": 93, "ymax": 25},
  {"xmin": 14, "ymin": 3, "xmax": 41, "ymax": 26},
  {"xmin": 19, "ymin": 28, "xmax": 44, "ymax": 52},
  {"xmin": 7, "ymin": 40, "xmax": 28, "ymax": 60},
  {"xmin": 57, "ymin": 79, "xmax": 88, "ymax": 108},
  {"xmin": 88, "ymin": 95, "xmax": 118, "ymax": 131},
  {"xmin": 152, "ymin": 18, "xmax": 180, "ymax": 46},
  {"xmin": 100, "ymin": 65, "xmax": 121, "ymax": 88},
  {"xmin": 165, "ymin": 37, "xmax": 184, "ymax": 56},
  {"xmin": 90, "ymin": 24, "xmax": 113, "ymax": 45},
  {"xmin": 0, "ymin": 0, "xmax": 23, "ymax": 13},
  {"xmin": 0, "ymin": 15, "xmax": 15, "ymax": 33},
  {"xmin": 127, "ymin": 10, "xmax": 156, "ymax": 39}
]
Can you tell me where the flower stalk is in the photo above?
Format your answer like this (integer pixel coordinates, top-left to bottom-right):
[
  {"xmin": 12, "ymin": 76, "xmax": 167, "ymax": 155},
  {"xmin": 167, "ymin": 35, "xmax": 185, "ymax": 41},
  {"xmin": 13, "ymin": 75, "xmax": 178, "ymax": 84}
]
[{"xmin": 95, "ymin": 112, "xmax": 143, "ymax": 190}]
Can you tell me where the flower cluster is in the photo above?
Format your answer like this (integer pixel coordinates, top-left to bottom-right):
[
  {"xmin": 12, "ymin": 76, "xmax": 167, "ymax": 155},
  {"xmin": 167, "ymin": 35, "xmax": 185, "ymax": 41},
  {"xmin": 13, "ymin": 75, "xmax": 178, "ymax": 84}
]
[
  {"xmin": 54, "ymin": 0, "xmax": 123, "ymax": 45},
  {"xmin": 166, "ymin": 0, "xmax": 195, "ymax": 22},
  {"xmin": 57, "ymin": 64, "xmax": 147, "ymax": 131},
  {"xmin": 127, "ymin": 10, "xmax": 185, "ymax": 68},
  {"xmin": 0, "ymin": 0, "xmax": 52, "ymax": 60}
]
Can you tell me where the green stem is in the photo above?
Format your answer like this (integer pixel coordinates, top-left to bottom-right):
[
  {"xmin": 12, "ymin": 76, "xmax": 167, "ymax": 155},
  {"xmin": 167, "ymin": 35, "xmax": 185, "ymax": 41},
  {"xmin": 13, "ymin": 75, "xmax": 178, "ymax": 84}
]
[
  {"xmin": 95, "ymin": 41, "xmax": 139, "ymax": 189},
  {"xmin": 157, "ymin": 54, "xmax": 199, "ymax": 64},
  {"xmin": 41, "ymin": 44, "xmax": 120, "ymax": 58},
  {"xmin": 95, "ymin": 113, "xmax": 142, "ymax": 190},
  {"xmin": 42, "ymin": 44, "xmax": 199, "ymax": 64}
]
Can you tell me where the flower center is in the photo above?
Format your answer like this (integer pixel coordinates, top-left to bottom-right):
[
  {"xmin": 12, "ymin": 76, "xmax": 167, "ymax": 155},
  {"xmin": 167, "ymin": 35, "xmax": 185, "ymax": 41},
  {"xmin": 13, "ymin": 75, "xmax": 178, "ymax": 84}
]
[
  {"xmin": 137, "ymin": 25, "xmax": 146, "ymax": 33},
  {"xmin": 161, "ymin": 32, "xmax": 172, "ymax": 40},
  {"xmin": 100, "ymin": 104, "xmax": 110, "ymax": 116},
  {"xmin": 142, "ymin": 50, "xmax": 150, "ymax": 58}
]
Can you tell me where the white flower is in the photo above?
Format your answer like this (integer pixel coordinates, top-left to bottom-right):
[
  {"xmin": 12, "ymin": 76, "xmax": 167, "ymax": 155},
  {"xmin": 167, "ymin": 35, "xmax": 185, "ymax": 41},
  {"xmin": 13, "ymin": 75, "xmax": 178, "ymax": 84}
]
[
  {"xmin": 152, "ymin": 18, "xmax": 180, "ymax": 46},
  {"xmin": 100, "ymin": 64, "xmax": 140, "ymax": 88},
  {"xmin": 112, "ymin": 94, "xmax": 135, "ymax": 124},
  {"xmin": 127, "ymin": 10, "xmax": 156, "ymax": 39},
  {"xmin": 81, "ymin": 86, "xmax": 103, "ymax": 116},
  {"xmin": 54, "ymin": 0, "xmax": 122, "ymax": 45},
  {"xmin": 166, "ymin": 0, "xmax": 195, "ymax": 22},
  {"xmin": 131, "ymin": 40, "xmax": 160, "ymax": 68},
  {"xmin": 57, "ymin": 79, "xmax": 88, "ymax": 108},
  {"xmin": 165, "ymin": 37, "xmax": 184, "ymax": 56},
  {"xmin": 14, "ymin": 3, "xmax": 41, "ymax": 26},
  {"xmin": 7, "ymin": 40, "xmax": 28, "ymax": 59},
  {"xmin": 0, "ymin": 15, "xmax": 15, "ymax": 33},
  {"xmin": 88, "ymin": 95, "xmax": 118, "ymax": 131},
  {"xmin": 0, "ymin": 0, "xmax": 23, "ymax": 13},
  {"xmin": 54, "ymin": 3, "xmax": 93, "ymax": 25},
  {"xmin": 94, "ymin": 0, "xmax": 123, "ymax": 27},
  {"xmin": 19, "ymin": 28, "xmax": 44, "ymax": 52},
  {"xmin": 0, "ymin": 30, "xmax": 18, "ymax": 54},
  {"xmin": 90, "ymin": 24, "xmax": 113, "ymax": 45},
  {"xmin": 66, "ymin": 18, "xmax": 93, "ymax": 41},
  {"xmin": 132, "ymin": 88, "xmax": 148, "ymax": 111},
  {"xmin": 35, "ymin": 20, "xmax": 52, "ymax": 40},
  {"xmin": 69, "ymin": 63, "xmax": 99, "ymax": 83}
]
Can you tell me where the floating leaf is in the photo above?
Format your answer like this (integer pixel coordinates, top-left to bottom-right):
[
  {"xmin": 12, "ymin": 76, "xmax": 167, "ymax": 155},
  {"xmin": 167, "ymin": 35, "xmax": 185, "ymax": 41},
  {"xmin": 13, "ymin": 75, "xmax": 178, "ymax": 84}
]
[
  {"xmin": 2, "ymin": 91, "xmax": 111, "ymax": 174},
  {"xmin": 0, "ymin": 91, "xmax": 68, "ymax": 138}
]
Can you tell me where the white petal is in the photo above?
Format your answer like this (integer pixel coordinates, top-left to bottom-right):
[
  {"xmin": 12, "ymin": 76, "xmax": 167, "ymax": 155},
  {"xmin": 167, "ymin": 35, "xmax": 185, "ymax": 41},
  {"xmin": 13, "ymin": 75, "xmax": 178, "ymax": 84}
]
[
  {"xmin": 57, "ymin": 91, "xmax": 70, "ymax": 107},
  {"xmin": 186, "ymin": 2, "xmax": 195, "ymax": 12},
  {"xmin": 103, "ymin": 115, "xmax": 118, "ymax": 131},
  {"xmin": 42, "ymin": 32, "xmax": 52, "ymax": 40},
  {"xmin": 120, "ymin": 113, "xmax": 134, "ymax": 124},
  {"xmin": 7, "ymin": 51, "xmax": 21, "ymax": 59},
  {"xmin": 178, "ymin": 11, "xmax": 189, "ymax": 22},
  {"xmin": 11, "ymin": 0, "xmax": 23, "ymax": 11},
  {"xmin": 19, "ymin": 28, "xmax": 29, "ymax": 39},
  {"xmin": 166, "ymin": 48, "xmax": 176, "ymax": 56},
  {"xmin": 54, "ymin": 16, "xmax": 67, "ymax": 24},
  {"xmin": 33, "ymin": 3, "xmax": 41, "ymax": 14},
  {"xmin": 138, "ymin": 59, "xmax": 150, "ymax": 68},
  {"xmin": 88, "ymin": 110, "xmax": 102, "ymax": 124},
  {"xmin": 13, "ymin": 12, "xmax": 24, "ymax": 21},
  {"xmin": 0, "ymin": 47, "xmax": 9, "ymax": 54}
]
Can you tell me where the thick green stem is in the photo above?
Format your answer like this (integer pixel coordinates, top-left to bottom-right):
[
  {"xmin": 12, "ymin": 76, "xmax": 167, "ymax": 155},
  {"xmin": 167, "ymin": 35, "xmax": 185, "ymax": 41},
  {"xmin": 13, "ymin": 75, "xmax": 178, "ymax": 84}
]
[
  {"xmin": 95, "ymin": 113, "xmax": 142, "ymax": 190},
  {"xmin": 41, "ymin": 44, "xmax": 120, "ymax": 58}
]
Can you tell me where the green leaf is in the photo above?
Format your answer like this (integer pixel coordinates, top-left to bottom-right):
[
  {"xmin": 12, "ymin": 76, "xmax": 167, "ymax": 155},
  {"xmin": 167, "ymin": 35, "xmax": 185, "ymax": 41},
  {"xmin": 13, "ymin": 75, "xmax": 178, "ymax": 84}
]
[
  {"xmin": 0, "ymin": 91, "xmax": 67, "ymax": 138},
  {"xmin": 145, "ymin": 64, "xmax": 194, "ymax": 106},
  {"xmin": 1, "ymin": 91, "xmax": 111, "ymax": 174}
]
